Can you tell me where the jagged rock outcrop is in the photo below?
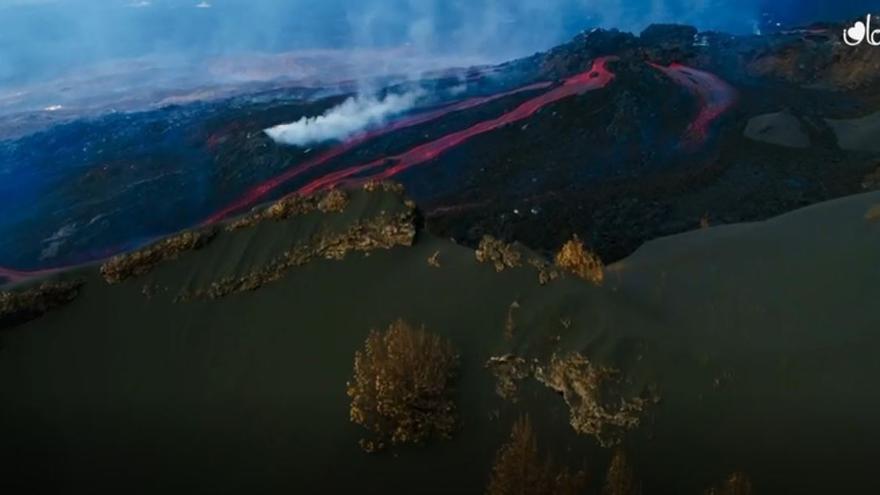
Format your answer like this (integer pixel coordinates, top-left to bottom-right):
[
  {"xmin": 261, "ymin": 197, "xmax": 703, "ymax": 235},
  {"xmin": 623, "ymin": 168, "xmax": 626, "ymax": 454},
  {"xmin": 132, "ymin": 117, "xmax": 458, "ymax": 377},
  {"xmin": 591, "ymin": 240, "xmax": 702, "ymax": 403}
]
[
  {"xmin": 1, "ymin": 280, "xmax": 83, "ymax": 329},
  {"xmin": 225, "ymin": 188, "xmax": 349, "ymax": 232},
  {"xmin": 180, "ymin": 209, "xmax": 416, "ymax": 300},
  {"xmin": 100, "ymin": 228, "xmax": 217, "ymax": 284}
]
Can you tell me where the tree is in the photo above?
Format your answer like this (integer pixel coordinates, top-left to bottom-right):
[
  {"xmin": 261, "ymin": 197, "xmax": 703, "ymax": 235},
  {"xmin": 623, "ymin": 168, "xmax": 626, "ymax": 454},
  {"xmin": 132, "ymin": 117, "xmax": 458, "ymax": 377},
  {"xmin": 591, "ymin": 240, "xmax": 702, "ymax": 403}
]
[
  {"xmin": 487, "ymin": 416, "xmax": 588, "ymax": 495},
  {"xmin": 347, "ymin": 319, "xmax": 459, "ymax": 452},
  {"xmin": 602, "ymin": 449, "xmax": 641, "ymax": 495}
]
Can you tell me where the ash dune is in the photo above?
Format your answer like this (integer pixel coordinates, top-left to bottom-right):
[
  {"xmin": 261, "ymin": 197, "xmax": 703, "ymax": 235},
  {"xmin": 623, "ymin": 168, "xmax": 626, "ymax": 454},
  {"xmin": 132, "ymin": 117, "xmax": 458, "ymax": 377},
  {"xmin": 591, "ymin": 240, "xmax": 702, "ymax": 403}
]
[
  {"xmin": 744, "ymin": 110, "xmax": 811, "ymax": 148},
  {"xmin": 827, "ymin": 111, "xmax": 880, "ymax": 153},
  {"xmin": 1, "ymin": 185, "xmax": 879, "ymax": 493}
]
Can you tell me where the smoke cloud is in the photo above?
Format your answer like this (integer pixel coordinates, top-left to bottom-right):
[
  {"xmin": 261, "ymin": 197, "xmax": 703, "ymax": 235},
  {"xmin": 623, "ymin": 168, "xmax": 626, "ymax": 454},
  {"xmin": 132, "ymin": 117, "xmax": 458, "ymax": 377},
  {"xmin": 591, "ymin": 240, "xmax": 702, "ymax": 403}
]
[{"xmin": 265, "ymin": 91, "xmax": 422, "ymax": 146}]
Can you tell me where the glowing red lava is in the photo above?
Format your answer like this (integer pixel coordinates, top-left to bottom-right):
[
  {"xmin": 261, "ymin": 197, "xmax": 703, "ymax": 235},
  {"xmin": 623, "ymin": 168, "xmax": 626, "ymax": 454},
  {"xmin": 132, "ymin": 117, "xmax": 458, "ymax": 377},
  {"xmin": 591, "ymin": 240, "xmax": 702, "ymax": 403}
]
[
  {"xmin": 648, "ymin": 62, "xmax": 737, "ymax": 148},
  {"xmin": 202, "ymin": 81, "xmax": 552, "ymax": 224},
  {"xmin": 297, "ymin": 56, "xmax": 619, "ymax": 195}
]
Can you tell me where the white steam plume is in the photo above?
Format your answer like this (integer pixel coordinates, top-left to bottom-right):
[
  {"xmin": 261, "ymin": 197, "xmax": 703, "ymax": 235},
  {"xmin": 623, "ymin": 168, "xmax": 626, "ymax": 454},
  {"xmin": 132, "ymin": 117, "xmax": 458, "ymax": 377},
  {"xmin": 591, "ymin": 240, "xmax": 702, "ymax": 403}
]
[{"xmin": 265, "ymin": 91, "xmax": 422, "ymax": 147}]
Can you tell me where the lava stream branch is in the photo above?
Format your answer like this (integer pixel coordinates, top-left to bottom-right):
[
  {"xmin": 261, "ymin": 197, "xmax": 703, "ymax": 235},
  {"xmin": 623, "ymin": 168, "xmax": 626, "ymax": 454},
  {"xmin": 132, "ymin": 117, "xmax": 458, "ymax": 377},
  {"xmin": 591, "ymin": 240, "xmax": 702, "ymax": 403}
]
[
  {"xmin": 648, "ymin": 62, "xmax": 737, "ymax": 147},
  {"xmin": 297, "ymin": 56, "xmax": 619, "ymax": 195},
  {"xmin": 1, "ymin": 57, "xmax": 621, "ymax": 282},
  {"xmin": 203, "ymin": 81, "xmax": 553, "ymax": 224}
]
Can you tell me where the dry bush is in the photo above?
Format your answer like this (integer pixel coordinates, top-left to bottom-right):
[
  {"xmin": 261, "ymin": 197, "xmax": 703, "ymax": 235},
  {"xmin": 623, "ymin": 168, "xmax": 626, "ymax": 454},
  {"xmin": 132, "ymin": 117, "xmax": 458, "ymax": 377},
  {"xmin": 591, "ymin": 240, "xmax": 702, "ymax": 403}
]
[
  {"xmin": 485, "ymin": 354, "xmax": 536, "ymax": 402},
  {"xmin": 535, "ymin": 353, "xmax": 653, "ymax": 448},
  {"xmin": 487, "ymin": 416, "xmax": 587, "ymax": 495},
  {"xmin": 529, "ymin": 257, "xmax": 561, "ymax": 285},
  {"xmin": 347, "ymin": 319, "xmax": 459, "ymax": 452},
  {"xmin": 476, "ymin": 236, "xmax": 522, "ymax": 272},
  {"xmin": 555, "ymin": 235, "xmax": 604, "ymax": 285},
  {"xmin": 602, "ymin": 449, "xmax": 640, "ymax": 495},
  {"xmin": 704, "ymin": 472, "xmax": 752, "ymax": 495},
  {"xmin": 427, "ymin": 251, "xmax": 442, "ymax": 267},
  {"xmin": 363, "ymin": 180, "xmax": 406, "ymax": 195}
]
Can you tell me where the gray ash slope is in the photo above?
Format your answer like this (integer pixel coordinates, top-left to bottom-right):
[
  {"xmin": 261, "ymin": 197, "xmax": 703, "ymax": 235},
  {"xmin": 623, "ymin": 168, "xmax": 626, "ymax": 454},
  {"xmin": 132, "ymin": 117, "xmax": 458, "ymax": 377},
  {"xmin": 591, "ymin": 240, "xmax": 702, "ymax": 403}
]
[{"xmin": 1, "ymin": 185, "xmax": 879, "ymax": 493}]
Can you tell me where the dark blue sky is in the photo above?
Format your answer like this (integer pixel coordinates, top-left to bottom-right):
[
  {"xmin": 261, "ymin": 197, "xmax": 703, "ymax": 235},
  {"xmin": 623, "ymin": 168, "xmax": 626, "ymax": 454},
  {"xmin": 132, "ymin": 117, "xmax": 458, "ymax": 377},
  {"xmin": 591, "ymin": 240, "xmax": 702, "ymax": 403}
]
[{"xmin": 0, "ymin": 0, "xmax": 874, "ymax": 87}]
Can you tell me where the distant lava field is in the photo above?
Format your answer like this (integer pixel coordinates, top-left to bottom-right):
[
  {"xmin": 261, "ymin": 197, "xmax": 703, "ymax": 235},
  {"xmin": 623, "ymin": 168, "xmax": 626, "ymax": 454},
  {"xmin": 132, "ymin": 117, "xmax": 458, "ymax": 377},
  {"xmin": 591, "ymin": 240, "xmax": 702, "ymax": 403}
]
[{"xmin": 1, "ymin": 24, "xmax": 878, "ymax": 281}]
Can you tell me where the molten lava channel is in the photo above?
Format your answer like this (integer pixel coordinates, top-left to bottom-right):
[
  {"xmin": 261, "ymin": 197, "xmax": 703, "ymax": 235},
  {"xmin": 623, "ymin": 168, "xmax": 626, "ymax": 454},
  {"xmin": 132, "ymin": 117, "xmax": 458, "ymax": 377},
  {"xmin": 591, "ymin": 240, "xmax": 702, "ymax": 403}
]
[
  {"xmin": 203, "ymin": 81, "xmax": 553, "ymax": 224},
  {"xmin": 648, "ymin": 62, "xmax": 737, "ymax": 147},
  {"xmin": 1, "ymin": 56, "xmax": 742, "ymax": 282},
  {"xmin": 295, "ymin": 56, "xmax": 619, "ymax": 195}
]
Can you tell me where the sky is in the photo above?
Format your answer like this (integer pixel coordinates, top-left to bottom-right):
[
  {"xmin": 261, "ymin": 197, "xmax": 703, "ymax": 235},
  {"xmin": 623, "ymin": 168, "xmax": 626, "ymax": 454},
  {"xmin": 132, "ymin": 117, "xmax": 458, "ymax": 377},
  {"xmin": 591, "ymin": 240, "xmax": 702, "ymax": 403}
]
[{"xmin": 0, "ymin": 0, "xmax": 875, "ymax": 88}]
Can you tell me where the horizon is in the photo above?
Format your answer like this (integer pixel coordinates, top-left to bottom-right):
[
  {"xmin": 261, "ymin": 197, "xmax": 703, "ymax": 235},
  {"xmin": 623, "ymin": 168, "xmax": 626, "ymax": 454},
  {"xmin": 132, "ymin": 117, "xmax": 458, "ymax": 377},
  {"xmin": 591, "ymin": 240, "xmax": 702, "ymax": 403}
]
[{"xmin": 2, "ymin": 0, "xmax": 876, "ymax": 88}]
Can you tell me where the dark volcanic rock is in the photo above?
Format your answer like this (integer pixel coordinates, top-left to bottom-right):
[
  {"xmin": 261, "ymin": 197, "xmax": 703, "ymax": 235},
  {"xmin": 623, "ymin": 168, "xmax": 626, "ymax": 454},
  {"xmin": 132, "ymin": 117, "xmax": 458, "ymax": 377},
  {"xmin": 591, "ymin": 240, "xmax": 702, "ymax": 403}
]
[
  {"xmin": 538, "ymin": 29, "xmax": 637, "ymax": 80},
  {"xmin": 745, "ymin": 24, "xmax": 880, "ymax": 90},
  {"xmin": 640, "ymin": 23, "xmax": 697, "ymax": 48},
  {"xmin": 639, "ymin": 24, "xmax": 698, "ymax": 63}
]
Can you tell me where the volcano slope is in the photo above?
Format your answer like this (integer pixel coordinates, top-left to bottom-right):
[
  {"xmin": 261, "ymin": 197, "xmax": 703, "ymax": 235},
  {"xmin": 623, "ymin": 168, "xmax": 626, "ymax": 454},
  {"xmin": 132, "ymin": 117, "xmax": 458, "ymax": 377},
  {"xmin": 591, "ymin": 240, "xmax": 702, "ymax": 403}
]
[
  {"xmin": 1, "ymin": 23, "xmax": 879, "ymax": 276},
  {"xmin": 1, "ymin": 184, "xmax": 879, "ymax": 493}
]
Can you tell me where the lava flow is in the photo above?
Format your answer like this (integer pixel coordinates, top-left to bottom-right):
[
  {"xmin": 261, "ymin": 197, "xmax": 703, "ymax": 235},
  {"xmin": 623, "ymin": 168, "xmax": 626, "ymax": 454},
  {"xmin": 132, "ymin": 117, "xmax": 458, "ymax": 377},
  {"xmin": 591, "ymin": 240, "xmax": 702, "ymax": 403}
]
[
  {"xmin": 648, "ymin": 62, "xmax": 737, "ymax": 147},
  {"xmin": 297, "ymin": 56, "xmax": 619, "ymax": 195},
  {"xmin": 0, "ymin": 79, "xmax": 555, "ymax": 283},
  {"xmin": 203, "ymin": 81, "xmax": 552, "ymax": 224},
  {"xmin": 0, "ymin": 57, "xmax": 617, "ymax": 284}
]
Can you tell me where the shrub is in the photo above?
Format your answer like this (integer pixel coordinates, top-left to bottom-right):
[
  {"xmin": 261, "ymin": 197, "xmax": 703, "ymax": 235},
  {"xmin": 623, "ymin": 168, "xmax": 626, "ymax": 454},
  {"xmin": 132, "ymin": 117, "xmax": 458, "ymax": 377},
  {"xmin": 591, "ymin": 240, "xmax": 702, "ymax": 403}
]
[
  {"xmin": 535, "ymin": 353, "xmax": 653, "ymax": 448},
  {"xmin": 476, "ymin": 236, "xmax": 522, "ymax": 272},
  {"xmin": 347, "ymin": 319, "xmax": 459, "ymax": 452},
  {"xmin": 555, "ymin": 235, "xmax": 604, "ymax": 285}
]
